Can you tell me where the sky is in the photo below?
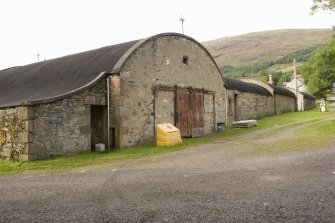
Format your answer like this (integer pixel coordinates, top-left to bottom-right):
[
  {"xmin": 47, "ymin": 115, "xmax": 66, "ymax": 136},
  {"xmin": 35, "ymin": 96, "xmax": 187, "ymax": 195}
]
[{"xmin": 0, "ymin": 0, "xmax": 334, "ymax": 70}]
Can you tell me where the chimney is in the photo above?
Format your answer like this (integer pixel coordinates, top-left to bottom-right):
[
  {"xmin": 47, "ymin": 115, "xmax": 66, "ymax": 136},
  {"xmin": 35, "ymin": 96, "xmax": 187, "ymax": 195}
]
[{"xmin": 268, "ymin": 74, "xmax": 273, "ymax": 84}]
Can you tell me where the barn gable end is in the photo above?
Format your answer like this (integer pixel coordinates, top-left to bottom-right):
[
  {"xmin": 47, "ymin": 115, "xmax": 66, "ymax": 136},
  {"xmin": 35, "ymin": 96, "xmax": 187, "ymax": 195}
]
[{"xmin": 113, "ymin": 35, "xmax": 225, "ymax": 147}]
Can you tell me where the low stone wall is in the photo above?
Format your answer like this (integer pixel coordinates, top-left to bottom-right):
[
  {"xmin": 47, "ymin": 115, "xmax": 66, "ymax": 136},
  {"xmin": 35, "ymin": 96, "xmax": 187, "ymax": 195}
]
[
  {"xmin": 0, "ymin": 107, "xmax": 32, "ymax": 160},
  {"xmin": 304, "ymin": 98, "xmax": 316, "ymax": 110},
  {"xmin": 204, "ymin": 93, "xmax": 215, "ymax": 134},
  {"xmin": 226, "ymin": 90, "xmax": 274, "ymax": 124},
  {"xmin": 275, "ymin": 94, "xmax": 296, "ymax": 114}
]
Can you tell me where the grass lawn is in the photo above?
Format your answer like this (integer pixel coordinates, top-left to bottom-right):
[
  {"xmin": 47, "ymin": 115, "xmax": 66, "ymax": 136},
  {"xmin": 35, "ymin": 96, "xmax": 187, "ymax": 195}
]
[{"xmin": 0, "ymin": 106, "xmax": 333, "ymax": 176}]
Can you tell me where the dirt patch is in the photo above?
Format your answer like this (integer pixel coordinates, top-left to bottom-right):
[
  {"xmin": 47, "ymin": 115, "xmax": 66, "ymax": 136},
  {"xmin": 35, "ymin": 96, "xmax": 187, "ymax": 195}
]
[{"xmin": 1, "ymin": 110, "xmax": 335, "ymax": 222}]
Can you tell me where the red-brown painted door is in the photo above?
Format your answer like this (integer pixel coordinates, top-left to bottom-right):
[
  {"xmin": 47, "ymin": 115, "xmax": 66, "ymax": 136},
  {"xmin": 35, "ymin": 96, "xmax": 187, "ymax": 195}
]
[
  {"xmin": 192, "ymin": 92, "xmax": 204, "ymax": 127},
  {"xmin": 176, "ymin": 90, "xmax": 191, "ymax": 137},
  {"xmin": 175, "ymin": 89, "xmax": 204, "ymax": 137}
]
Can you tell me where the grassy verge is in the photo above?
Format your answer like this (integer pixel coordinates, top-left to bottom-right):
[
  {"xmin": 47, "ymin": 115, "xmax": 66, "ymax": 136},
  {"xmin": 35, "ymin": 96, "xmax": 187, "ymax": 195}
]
[
  {"xmin": 0, "ymin": 106, "xmax": 333, "ymax": 175},
  {"xmin": 223, "ymin": 105, "xmax": 331, "ymax": 137},
  {"xmin": 244, "ymin": 118, "xmax": 335, "ymax": 157}
]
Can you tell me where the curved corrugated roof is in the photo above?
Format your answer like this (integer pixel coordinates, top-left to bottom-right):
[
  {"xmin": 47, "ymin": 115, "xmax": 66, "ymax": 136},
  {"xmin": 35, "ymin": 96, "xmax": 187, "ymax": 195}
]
[
  {"xmin": 0, "ymin": 33, "xmax": 222, "ymax": 108},
  {"xmin": 0, "ymin": 40, "xmax": 139, "ymax": 108},
  {"xmin": 268, "ymin": 84, "xmax": 296, "ymax": 98},
  {"xmin": 300, "ymin": 91, "xmax": 315, "ymax": 100},
  {"xmin": 223, "ymin": 77, "xmax": 272, "ymax": 96}
]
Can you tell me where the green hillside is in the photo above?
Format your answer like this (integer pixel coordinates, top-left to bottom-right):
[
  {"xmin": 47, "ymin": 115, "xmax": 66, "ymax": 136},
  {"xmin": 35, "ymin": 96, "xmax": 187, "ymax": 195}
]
[
  {"xmin": 203, "ymin": 29, "xmax": 333, "ymax": 84},
  {"xmin": 203, "ymin": 29, "xmax": 333, "ymax": 67}
]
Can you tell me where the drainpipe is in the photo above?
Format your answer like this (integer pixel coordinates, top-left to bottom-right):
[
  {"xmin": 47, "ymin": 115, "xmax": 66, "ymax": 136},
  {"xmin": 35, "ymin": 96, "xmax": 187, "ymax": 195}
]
[
  {"xmin": 294, "ymin": 58, "xmax": 297, "ymax": 96},
  {"xmin": 153, "ymin": 85, "xmax": 158, "ymax": 142},
  {"xmin": 225, "ymin": 87, "xmax": 228, "ymax": 126},
  {"xmin": 107, "ymin": 76, "xmax": 110, "ymax": 149}
]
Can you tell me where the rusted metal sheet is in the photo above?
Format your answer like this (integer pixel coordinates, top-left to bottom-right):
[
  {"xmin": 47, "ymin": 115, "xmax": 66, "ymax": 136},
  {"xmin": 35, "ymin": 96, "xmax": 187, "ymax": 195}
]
[
  {"xmin": 175, "ymin": 89, "xmax": 205, "ymax": 138},
  {"xmin": 191, "ymin": 92, "xmax": 204, "ymax": 137},
  {"xmin": 192, "ymin": 92, "xmax": 204, "ymax": 128},
  {"xmin": 176, "ymin": 90, "xmax": 191, "ymax": 137}
]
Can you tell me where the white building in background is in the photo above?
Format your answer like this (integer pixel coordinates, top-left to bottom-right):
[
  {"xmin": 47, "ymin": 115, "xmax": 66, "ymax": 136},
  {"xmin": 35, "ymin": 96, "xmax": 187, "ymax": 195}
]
[{"xmin": 284, "ymin": 75, "xmax": 306, "ymax": 92}]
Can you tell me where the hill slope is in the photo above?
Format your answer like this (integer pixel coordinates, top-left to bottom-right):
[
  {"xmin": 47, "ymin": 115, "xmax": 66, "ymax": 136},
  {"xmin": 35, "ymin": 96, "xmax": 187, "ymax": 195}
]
[{"xmin": 203, "ymin": 29, "xmax": 333, "ymax": 68}]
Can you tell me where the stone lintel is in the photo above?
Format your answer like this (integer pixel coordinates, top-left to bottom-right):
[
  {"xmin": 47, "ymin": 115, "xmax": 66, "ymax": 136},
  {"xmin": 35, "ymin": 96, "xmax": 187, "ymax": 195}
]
[{"xmin": 85, "ymin": 96, "xmax": 107, "ymax": 105}]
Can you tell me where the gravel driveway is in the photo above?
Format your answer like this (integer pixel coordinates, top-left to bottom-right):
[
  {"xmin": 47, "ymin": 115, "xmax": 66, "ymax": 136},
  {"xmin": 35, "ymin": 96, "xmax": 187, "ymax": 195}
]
[{"xmin": 1, "ymin": 118, "xmax": 335, "ymax": 222}]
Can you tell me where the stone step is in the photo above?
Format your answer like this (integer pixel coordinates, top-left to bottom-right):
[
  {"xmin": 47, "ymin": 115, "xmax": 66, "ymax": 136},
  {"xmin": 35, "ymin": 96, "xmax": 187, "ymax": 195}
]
[{"xmin": 232, "ymin": 120, "xmax": 257, "ymax": 128}]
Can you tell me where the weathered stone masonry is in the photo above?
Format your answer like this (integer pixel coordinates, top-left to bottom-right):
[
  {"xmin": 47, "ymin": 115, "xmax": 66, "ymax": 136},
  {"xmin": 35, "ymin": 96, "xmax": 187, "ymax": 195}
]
[
  {"xmin": 0, "ymin": 107, "xmax": 32, "ymax": 160},
  {"xmin": 226, "ymin": 90, "xmax": 274, "ymax": 124},
  {"xmin": 115, "ymin": 36, "xmax": 226, "ymax": 147},
  {"xmin": 274, "ymin": 94, "xmax": 296, "ymax": 115},
  {"xmin": 0, "ymin": 80, "xmax": 107, "ymax": 160}
]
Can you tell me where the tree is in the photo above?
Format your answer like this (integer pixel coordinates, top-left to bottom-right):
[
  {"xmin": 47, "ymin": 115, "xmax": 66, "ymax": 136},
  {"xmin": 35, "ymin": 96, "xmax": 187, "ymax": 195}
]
[
  {"xmin": 301, "ymin": 36, "xmax": 335, "ymax": 97},
  {"xmin": 311, "ymin": 0, "xmax": 335, "ymax": 14}
]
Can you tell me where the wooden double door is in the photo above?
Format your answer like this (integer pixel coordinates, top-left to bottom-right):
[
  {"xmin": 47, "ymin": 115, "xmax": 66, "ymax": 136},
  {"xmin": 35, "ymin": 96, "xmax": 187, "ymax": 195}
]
[{"xmin": 175, "ymin": 89, "xmax": 205, "ymax": 137}]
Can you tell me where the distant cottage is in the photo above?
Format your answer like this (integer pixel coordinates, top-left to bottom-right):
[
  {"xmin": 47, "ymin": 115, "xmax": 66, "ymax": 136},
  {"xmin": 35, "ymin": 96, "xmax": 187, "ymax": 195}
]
[
  {"xmin": 284, "ymin": 75, "xmax": 306, "ymax": 92},
  {"xmin": 0, "ymin": 33, "xmax": 316, "ymax": 161}
]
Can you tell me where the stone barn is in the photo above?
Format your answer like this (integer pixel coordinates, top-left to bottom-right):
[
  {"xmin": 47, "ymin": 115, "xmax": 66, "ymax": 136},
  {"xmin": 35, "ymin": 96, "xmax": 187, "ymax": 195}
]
[
  {"xmin": 0, "ymin": 33, "xmax": 226, "ymax": 160},
  {"xmin": 223, "ymin": 77, "xmax": 274, "ymax": 125},
  {"xmin": 268, "ymin": 84, "xmax": 297, "ymax": 114}
]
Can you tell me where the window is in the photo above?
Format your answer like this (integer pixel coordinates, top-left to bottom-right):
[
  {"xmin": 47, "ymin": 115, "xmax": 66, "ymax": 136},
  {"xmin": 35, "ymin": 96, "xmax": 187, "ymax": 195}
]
[{"xmin": 182, "ymin": 56, "xmax": 189, "ymax": 65}]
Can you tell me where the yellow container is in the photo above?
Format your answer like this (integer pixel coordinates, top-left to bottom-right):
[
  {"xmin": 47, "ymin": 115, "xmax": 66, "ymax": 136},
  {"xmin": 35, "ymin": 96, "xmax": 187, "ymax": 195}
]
[{"xmin": 156, "ymin": 123, "xmax": 182, "ymax": 147}]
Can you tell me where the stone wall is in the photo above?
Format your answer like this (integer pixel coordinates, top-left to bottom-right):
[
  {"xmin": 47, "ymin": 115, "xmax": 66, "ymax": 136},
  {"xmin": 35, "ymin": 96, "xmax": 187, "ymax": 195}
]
[
  {"xmin": 1, "ymin": 79, "xmax": 107, "ymax": 160},
  {"xmin": 0, "ymin": 107, "xmax": 32, "ymax": 160},
  {"xmin": 30, "ymin": 80, "xmax": 107, "ymax": 159},
  {"xmin": 117, "ymin": 35, "xmax": 226, "ymax": 147},
  {"xmin": 204, "ymin": 93, "xmax": 215, "ymax": 134},
  {"xmin": 226, "ymin": 90, "xmax": 274, "ymax": 124},
  {"xmin": 156, "ymin": 90, "xmax": 175, "ymax": 125},
  {"xmin": 304, "ymin": 98, "xmax": 316, "ymax": 110},
  {"xmin": 275, "ymin": 94, "xmax": 296, "ymax": 114}
]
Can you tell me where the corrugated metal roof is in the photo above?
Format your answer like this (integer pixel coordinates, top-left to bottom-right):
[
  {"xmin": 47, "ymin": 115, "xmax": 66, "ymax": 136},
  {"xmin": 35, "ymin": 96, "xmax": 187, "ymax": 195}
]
[
  {"xmin": 268, "ymin": 83, "xmax": 296, "ymax": 98},
  {"xmin": 300, "ymin": 91, "xmax": 315, "ymax": 100},
  {"xmin": 0, "ymin": 33, "xmax": 223, "ymax": 109},
  {"xmin": 223, "ymin": 77, "xmax": 272, "ymax": 96},
  {"xmin": 0, "ymin": 40, "xmax": 139, "ymax": 108}
]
